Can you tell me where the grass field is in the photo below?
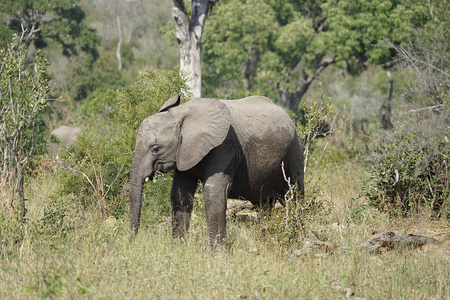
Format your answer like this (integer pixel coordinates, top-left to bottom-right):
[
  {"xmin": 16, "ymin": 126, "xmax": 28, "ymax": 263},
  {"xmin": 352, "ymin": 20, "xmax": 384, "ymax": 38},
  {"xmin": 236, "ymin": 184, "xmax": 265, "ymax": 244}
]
[{"xmin": 1, "ymin": 163, "xmax": 448, "ymax": 299}]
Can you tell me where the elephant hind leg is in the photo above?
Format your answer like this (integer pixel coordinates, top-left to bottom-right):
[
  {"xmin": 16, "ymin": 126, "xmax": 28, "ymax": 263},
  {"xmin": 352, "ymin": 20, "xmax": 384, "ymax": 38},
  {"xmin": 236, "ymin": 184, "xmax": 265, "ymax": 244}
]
[{"xmin": 171, "ymin": 171, "xmax": 198, "ymax": 239}]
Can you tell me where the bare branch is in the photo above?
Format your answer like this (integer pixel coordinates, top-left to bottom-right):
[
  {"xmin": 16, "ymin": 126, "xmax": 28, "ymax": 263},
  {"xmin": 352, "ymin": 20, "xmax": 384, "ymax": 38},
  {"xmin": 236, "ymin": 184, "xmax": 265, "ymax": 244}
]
[
  {"xmin": 408, "ymin": 104, "xmax": 445, "ymax": 113},
  {"xmin": 281, "ymin": 161, "xmax": 295, "ymax": 228},
  {"xmin": 61, "ymin": 165, "xmax": 97, "ymax": 194},
  {"xmin": 104, "ymin": 160, "xmax": 126, "ymax": 198},
  {"xmin": 25, "ymin": 204, "xmax": 76, "ymax": 222}
]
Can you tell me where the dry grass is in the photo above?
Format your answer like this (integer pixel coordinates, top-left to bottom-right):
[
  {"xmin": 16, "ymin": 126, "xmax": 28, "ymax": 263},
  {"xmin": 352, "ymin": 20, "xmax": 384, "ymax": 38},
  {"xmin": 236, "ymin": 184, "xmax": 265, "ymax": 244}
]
[{"xmin": 0, "ymin": 163, "xmax": 448, "ymax": 299}]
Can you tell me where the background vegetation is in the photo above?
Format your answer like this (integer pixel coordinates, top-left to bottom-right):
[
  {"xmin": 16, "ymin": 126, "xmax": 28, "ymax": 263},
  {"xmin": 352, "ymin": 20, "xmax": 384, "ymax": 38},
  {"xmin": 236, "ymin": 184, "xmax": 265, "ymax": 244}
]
[{"xmin": 0, "ymin": 0, "xmax": 448, "ymax": 298}]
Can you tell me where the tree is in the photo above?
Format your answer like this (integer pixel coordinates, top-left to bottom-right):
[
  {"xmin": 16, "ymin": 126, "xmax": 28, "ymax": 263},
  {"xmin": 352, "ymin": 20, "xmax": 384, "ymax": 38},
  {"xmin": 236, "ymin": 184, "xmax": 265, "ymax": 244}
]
[
  {"xmin": 365, "ymin": 1, "xmax": 449, "ymax": 217},
  {"xmin": 203, "ymin": 0, "xmax": 429, "ymax": 111},
  {"xmin": 387, "ymin": 1, "xmax": 449, "ymax": 108},
  {"xmin": 0, "ymin": 33, "xmax": 50, "ymax": 219},
  {"xmin": 172, "ymin": 0, "xmax": 219, "ymax": 98},
  {"xmin": 0, "ymin": 0, "xmax": 100, "ymax": 57}
]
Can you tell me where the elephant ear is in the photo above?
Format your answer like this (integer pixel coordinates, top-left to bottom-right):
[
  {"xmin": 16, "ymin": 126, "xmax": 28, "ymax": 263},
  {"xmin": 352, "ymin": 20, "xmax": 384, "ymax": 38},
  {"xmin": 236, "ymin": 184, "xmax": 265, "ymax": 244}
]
[
  {"xmin": 175, "ymin": 98, "xmax": 231, "ymax": 171},
  {"xmin": 158, "ymin": 95, "xmax": 181, "ymax": 113}
]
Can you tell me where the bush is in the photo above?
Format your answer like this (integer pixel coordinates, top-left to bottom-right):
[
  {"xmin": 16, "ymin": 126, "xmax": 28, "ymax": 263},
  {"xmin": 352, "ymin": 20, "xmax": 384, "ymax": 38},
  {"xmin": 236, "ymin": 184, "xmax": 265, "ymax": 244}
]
[
  {"xmin": 257, "ymin": 90, "xmax": 335, "ymax": 248},
  {"xmin": 364, "ymin": 7, "xmax": 450, "ymax": 218},
  {"xmin": 58, "ymin": 68, "xmax": 190, "ymax": 219},
  {"xmin": 364, "ymin": 109, "xmax": 449, "ymax": 217},
  {"xmin": 0, "ymin": 40, "xmax": 50, "ymax": 219}
]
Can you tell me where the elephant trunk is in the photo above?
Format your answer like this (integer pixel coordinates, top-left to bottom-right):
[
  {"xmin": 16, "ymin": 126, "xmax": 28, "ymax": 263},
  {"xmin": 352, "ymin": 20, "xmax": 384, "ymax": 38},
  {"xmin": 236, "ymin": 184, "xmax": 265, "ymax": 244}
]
[{"xmin": 129, "ymin": 159, "xmax": 144, "ymax": 235}]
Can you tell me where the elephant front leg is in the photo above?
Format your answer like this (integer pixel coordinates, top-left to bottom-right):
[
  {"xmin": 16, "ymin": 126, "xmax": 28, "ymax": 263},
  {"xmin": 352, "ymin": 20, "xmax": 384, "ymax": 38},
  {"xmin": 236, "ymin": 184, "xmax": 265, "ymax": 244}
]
[
  {"xmin": 171, "ymin": 172, "xmax": 197, "ymax": 239},
  {"xmin": 202, "ymin": 173, "xmax": 231, "ymax": 250}
]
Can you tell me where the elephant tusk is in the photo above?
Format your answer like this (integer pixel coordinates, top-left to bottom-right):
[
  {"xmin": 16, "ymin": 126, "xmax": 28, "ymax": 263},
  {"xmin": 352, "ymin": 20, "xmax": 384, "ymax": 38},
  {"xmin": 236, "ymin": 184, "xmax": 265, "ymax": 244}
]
[{"xmin": 144, "ymin": 176, "xmax": 150, "ymax": 183}]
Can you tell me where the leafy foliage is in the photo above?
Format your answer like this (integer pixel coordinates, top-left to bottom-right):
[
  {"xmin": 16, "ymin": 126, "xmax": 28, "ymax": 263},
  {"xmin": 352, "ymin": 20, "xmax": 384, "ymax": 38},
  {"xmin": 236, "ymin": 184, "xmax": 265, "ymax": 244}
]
[
  {"xmin": 364, "ymin": 6, "xmax": 449, "ymax": 218},
  {"xmin": 364, "ymin": 112, "xmax": 449, "ymax": 217},
  {"xmin": 0, "ymin": 0, "xmax": 100, "ymax": 57},
  {"xmin": 298, "ymin": 83, "xmax": 337, "ymax": 172},
  {"xmin": 258, "ymin": 183, "xmax": 331, "ymax": 248},
  {"xmin": 0, "ymin": 36, "xmax": 50, "ymax": 218},
  {"xmin": 203, "ymin": 0, "xmax": 278, "ymax": 98},
  {"xmin": 388, "ymin": 1, "xmax": 449, "ymax": 107},
  {"xmin": 202, "ymin": 0, "xmax": 430, "ymax": 111},
  {"xmin": 61, "ymin": 51, "xmax": 131, "ymax": 101},
  {"xmin": 321, "ymin": 0, "xmax": 427, "ymax": 71}
]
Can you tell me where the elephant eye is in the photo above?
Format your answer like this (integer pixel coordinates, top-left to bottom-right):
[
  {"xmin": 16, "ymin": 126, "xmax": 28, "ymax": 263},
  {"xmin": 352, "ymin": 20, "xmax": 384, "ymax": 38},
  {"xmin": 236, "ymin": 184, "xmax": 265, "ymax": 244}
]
[{"xmin": 151, "ymin": 145, "xmax": 160, "ymax": 153}]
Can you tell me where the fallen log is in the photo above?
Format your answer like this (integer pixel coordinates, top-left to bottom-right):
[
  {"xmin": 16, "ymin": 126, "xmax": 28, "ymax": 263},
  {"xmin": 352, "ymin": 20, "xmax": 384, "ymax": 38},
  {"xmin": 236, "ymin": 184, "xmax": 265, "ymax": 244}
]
[
  {"xmin": 293, "ymin": 231, "xmax": 441, "ymax": 256},
  {"xmin": 226, "ymin": 200, "xmax": 255, "ymax": 221},
  {"xmin": 359, "ymin": 231, "xmax": 439, "ymax": 253}
]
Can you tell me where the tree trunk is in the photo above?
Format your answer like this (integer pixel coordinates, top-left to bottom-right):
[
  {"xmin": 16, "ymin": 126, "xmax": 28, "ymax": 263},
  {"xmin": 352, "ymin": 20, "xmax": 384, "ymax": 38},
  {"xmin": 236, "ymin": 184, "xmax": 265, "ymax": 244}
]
[
  {"xmin": 12, "ymin": 139, "xmax": 26, "ymax": 220},
  {"xmin": 17, "ymin": 161, "xmax": 26, "ymax": 220},
  {"xmin": 1, "ymin": 147, "xmax": 15, "ymax": 216},
  {"xmin": 278, "ymin": 81, "xmax": 312, "ymax": 113},
  {"xmin": 381, "ymin": 73, "xmax": 394, "ymax": 129},
  {"xmin": 172, "ymin": 0, "xmax": 218, "ymax": 98},
  {"xmin": 116, "ymin": 4, "xmax": 122, "ymax": 71},
  {"xmin": 278, "ymin": 56, "xmax": 335, "ymax": 112}
]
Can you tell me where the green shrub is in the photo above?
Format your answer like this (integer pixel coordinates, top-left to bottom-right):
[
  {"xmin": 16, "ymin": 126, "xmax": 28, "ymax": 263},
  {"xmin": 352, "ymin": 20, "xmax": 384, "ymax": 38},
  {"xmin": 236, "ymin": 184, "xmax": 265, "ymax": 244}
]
[
  {"xmin": 364, "ymin": 110, "xmax": 449, "ymax": 217},
  {"xmin": 58, "ymin": 68, "xmax": 190, "ymax": 220},
  {"xmin": 256, "ymin": 179, "xmax": 332, "ymax": 248},
  {"xmin": 58, "ymin": 126, "xmax": 132, "ymax": 218},
  {"xmin": 257, "ymin": 90, "xmax": 335, "ymax": 247}
]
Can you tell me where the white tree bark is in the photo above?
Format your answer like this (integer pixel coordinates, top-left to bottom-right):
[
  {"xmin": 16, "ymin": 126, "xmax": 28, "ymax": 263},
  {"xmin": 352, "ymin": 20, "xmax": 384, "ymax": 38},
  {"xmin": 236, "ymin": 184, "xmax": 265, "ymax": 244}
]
[
  {"xmin": 116, "ymin": 1, "xmax": 122, "ymax": 71},
  {"xmin": 172, "ymin": 0, "xmax": 218, "ymax": 98}
]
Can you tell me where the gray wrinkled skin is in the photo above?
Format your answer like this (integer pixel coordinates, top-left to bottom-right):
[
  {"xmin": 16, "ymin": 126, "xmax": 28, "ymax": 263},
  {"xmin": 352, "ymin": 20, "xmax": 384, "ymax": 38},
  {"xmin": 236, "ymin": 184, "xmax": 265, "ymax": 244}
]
[{"xmin": 129, "ymin": 95, "xmax": 304, "ymax": 249}]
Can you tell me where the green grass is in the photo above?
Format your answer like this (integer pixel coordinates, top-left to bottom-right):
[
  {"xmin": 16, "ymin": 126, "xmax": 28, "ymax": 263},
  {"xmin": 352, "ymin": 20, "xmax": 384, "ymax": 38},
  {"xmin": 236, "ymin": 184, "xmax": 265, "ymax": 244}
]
[{"xmin": 0, "ymin": 164, "xmax": 448, "ymax": 299}]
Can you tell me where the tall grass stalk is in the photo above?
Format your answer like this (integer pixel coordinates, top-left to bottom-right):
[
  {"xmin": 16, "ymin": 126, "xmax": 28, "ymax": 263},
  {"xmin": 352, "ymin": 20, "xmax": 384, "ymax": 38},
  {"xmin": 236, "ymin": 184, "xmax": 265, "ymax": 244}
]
[{"xmin": 0, "ymin": 168, "xmax": 448, "ymax": 299}]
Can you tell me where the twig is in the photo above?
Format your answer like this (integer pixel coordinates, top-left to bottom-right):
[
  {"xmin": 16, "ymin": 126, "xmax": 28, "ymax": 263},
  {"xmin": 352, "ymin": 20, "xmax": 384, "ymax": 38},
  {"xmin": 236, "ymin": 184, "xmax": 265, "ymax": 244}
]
[
  {"xmin": 408, "ymin": 104, "xmax": 444, "ymax": 113},
  {"xmin": 62, "ymin": 164, "xmax": 97, "ymax": 192},
  {"xmin": 23, "ymin": 204, "xmax": 76, "ymax": 222},
  {"xmin": 104, "ymin": 160, "xmax": 126, "ymax": 198},
  {"xmin": 38, "ymin": 204, "xmax": 75, "ymax": 221},
  {"xmin": 281, "ymin": 161, "xmax": 294, "ymax": 228}
]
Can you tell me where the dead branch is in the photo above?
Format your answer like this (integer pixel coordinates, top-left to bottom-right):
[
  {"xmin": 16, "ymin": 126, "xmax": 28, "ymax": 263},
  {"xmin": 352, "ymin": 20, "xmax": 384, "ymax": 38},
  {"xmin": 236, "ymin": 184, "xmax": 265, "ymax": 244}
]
[
  {"xmin": 359, "ymin": 231, "xmax": 439, "ymax": 253},
  {"xmin": 290, "ymin": 230, "xmax": 441, "ymax": 256},
  {"xmin": 24, "ymin": 204, "xmax": 76, "ymax": 222},
  {"xmin": 226, "ymin": 200, "xmax": 254, "ymax": 221},
  {"xmin": 408, "ymin": 104, "xmax": 445, "ymax": 113},
  {"xmin": 61, "ymin": 165, "xmax": 97, "ymax": 193},
  {"xmin": 281, "ymin": 161, "xmax": 295, "ymax": 228}
]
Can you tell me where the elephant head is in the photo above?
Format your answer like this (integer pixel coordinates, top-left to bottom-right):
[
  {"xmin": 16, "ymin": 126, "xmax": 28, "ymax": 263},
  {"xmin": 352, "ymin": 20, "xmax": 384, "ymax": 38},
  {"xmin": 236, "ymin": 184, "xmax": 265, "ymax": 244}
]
[{"xmin": 129, "ymin": 95, "xmax": 231, "ymax": 233}]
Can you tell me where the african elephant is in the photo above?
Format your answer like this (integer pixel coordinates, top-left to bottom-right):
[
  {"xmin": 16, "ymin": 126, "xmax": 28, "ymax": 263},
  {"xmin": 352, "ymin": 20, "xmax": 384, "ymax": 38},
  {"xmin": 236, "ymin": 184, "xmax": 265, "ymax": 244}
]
[
  {"xmin": 129, "ymin": 95, "xmax": 304, "ymax": 248},
  {"xmin": 49, "ymin": 125, "xmax": 82, "ymax": 155}
]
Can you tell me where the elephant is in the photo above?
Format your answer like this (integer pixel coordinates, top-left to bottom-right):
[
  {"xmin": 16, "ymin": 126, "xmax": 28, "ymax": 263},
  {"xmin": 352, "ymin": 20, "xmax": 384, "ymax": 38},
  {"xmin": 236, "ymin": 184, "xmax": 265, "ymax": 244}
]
[
  {"xmin": 49, "ymin": 125, "xmax": 82, "ymax": 155},
  {"xmin": 129, "ymin": 95, "xmax": 304, "ymax": 248}
]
